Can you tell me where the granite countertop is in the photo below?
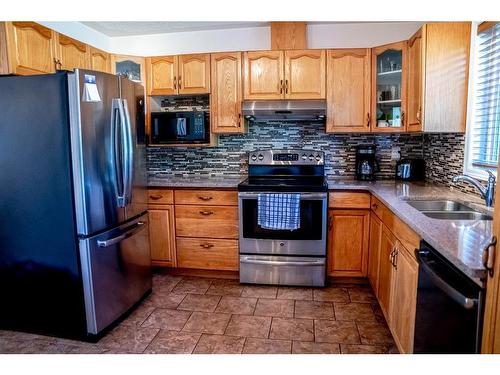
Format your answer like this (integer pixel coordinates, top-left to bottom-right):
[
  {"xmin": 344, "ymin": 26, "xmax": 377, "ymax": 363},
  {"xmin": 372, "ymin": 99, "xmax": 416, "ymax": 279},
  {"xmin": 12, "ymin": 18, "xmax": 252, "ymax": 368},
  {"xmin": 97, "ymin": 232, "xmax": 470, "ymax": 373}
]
[
  {"xmin": 148, "ymin": 175, "xmax": 492, "ymax": 283},
  {"xmin": 326, "ymin": 179, "xmax": 493, "ymax": 284}
]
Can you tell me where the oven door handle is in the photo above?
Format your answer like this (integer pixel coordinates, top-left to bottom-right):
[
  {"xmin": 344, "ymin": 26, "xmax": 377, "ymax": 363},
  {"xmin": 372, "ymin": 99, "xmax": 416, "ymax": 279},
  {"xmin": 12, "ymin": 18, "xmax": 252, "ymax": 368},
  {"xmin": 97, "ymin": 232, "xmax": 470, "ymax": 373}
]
[
  {"xmin": 238, "ymin": 192, "xmax": 327, "ymax": 200},
  {"xmin": 416, "ymin": 250, "xmax": 478, "ymax": 310},
  {"xmin": 240, "ymin": 256, "xmax": 324, "ymax": 267}
]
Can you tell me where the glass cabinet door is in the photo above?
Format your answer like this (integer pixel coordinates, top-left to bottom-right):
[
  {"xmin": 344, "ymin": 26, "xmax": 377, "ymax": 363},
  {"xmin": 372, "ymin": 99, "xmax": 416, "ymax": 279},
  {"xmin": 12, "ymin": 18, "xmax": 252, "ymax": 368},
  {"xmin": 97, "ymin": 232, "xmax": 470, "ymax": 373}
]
[{"xmin": 372, "ymin": 41, "xmax": 407, "ymax": 132}]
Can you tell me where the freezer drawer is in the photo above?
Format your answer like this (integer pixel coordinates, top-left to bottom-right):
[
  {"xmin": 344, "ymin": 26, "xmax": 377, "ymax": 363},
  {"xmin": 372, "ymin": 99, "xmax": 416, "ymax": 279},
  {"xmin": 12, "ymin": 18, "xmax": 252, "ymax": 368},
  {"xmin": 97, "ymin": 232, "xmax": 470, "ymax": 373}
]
[
  {"xmin": 79, "ymin": 213, "xmax": 152, "ymax": 335},
  {"xmin": 240, "ymin": 255, "xmax": 325, "ymax": 287}
]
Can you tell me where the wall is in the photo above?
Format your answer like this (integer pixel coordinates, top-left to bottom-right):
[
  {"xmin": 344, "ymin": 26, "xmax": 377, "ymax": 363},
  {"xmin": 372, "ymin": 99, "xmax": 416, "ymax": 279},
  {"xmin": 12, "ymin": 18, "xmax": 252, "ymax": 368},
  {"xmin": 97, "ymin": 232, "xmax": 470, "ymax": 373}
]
[
  {"xmin": 147, "ymin": 123, "xmax": 477, "ymax": 196},
  {"xmin": 39, "ymin": 22, "xmax": 423, "ymax": 56},
  {"xmin": 147, "ymin": 121, "xmax": 424, "ymax": 179}
]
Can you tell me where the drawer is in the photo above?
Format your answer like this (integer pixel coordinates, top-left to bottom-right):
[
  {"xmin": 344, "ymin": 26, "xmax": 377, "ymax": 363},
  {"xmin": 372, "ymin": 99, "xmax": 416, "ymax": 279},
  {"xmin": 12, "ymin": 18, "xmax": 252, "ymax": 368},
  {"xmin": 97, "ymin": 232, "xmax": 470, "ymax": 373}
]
[
  {"xmin": 175, "ymin": 205, "xmax": 239, "ymax": 239},
  {"xmin": 329, "ymin": 191, "xmax": 371, "ymax": 209},
  {"xmin": 176, "ymin": 238, "xmax": 239, "ymax": 271},
  {"xmin": 175, "ymin": 190, "xmax": 238, "ymax": 206},
  {"xmin": 148, "ymin": 189, "xmax": 174, "ymax": 205}
]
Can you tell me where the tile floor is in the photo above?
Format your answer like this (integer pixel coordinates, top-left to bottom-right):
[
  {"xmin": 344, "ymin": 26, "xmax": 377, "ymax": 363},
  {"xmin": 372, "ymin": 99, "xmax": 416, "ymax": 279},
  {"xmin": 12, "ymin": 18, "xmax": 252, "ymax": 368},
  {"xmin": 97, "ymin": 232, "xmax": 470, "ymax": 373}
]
[{"xmin": 0, "ymin": 273, "xmax": 398, "ymax": 354}]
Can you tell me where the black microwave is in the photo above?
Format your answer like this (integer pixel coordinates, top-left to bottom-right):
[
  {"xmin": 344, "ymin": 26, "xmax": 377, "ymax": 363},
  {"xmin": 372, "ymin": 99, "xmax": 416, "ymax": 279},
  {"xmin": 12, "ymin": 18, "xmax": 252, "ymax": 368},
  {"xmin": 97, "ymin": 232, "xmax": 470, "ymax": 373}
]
[{"xmin": 150, "ymin": 110, "xmax": 210, "ymax": 144}]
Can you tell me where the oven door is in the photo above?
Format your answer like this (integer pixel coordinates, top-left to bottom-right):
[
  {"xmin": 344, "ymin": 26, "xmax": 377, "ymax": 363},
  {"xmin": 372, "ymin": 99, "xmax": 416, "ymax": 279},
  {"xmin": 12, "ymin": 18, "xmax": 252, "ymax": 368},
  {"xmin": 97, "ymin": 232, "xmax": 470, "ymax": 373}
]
[{"xmin": 238, "ymin": 191, "xmax": 327, "ymax": 256}]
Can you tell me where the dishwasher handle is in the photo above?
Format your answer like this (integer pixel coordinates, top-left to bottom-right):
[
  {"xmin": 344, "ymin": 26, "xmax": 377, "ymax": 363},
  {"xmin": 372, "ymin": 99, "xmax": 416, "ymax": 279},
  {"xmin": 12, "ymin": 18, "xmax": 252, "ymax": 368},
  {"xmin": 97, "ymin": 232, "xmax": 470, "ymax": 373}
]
[{"xmin": 416, "ymin": 249, "xmax": 477, "ymax": 310}]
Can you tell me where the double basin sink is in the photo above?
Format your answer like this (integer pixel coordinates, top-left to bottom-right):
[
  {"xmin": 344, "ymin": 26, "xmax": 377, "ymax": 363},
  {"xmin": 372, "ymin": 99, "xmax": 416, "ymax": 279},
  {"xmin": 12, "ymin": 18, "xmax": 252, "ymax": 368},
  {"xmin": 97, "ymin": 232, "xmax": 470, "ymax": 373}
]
[{"xmin": 406, "ymin": 200, "xmax": 492, "ymax": 221}]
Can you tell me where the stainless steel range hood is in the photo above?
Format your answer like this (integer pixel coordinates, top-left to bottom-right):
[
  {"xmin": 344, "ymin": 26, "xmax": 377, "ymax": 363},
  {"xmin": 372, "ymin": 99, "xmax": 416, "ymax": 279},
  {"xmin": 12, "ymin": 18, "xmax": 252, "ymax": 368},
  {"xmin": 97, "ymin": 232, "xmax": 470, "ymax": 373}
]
[{"xmin": 242, "ymin": 100, "xmax": 326, "ymax": 122}]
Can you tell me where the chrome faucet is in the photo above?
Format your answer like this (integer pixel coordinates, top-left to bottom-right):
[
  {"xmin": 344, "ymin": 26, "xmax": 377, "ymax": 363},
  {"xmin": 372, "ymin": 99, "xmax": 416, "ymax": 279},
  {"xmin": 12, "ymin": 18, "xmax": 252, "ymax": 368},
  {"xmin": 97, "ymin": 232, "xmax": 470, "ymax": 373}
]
[{"xmin": 452, "ymin": 171, "xmax": 496, "ymax": 207}]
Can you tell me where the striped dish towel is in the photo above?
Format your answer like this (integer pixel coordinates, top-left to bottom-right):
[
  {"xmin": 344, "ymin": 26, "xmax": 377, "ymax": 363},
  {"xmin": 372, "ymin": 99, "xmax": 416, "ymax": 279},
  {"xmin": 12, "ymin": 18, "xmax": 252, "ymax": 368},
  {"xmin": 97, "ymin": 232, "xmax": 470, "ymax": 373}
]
[{"xmin": 257, "ymin": 193, "xmax": 301, "ymax": 230}]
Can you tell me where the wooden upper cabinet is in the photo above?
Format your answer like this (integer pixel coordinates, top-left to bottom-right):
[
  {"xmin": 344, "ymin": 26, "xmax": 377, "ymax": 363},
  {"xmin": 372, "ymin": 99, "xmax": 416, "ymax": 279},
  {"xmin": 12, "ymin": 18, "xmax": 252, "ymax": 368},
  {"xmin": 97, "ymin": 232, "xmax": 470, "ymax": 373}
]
[
  {"xmin": 211, "ymin": 52, "xmax": 243, "ymax": 134},
  {"xmin": 371, "ymin": 41, "xmax": 408, "ymax": 133},
  {"xmin": 3, "ymin": 21, "xmax": 56, "ymax": 75},
  {"xmin": 146, "ymin": 56, "xmax": 177, "ymax": 95},
  {"xmin": 55, "ymin": 33, "xmax": 90, "ymax": 71},
  {"xmin": 423, "ymin": 22, "xmax": 471, "ymax": 133},
  {"xmin": 178, "ymin": 54, "xmax": 210, "ymax": 94},
  {"xmin": 407, "ymin": 28, "xmax": 424, "ymax": 132},
  {"xmin": 243, "ymin": 50, "xmax": 284, "ymax": 100},
  {"xmin": 326, "ymin": 49, "xmax": 371, "ymax": 133},
  {"xmin": 89, "ymin": 46, "xmax": 111, "ymax": 73},
  {"xmin": 284, "ymin": 49, "xmax": 326, "ymax": 99}
]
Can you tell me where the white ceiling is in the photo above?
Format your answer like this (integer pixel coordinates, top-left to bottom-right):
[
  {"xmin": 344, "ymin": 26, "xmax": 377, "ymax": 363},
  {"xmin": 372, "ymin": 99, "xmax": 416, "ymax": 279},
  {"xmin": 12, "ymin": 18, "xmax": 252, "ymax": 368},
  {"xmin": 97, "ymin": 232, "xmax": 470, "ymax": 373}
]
[{"xmin": 81, "ymin": 21, "xmax": 269, "ymax": 37}]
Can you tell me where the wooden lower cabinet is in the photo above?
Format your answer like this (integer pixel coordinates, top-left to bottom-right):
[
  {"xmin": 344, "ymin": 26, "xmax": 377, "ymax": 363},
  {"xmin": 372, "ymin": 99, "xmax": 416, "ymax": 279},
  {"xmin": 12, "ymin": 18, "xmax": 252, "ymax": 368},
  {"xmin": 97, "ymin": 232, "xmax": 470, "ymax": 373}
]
[
  {"xmin": 390, "ymin": 243, "xmax": 419, "ymax": 353},
  {"xmin": 378, "ymin": 225, "xmax": 397, "ymax": 320},
  {"xmin": 367, "ymin": 213, "xmax": 382, "ymax": 294},
  {"xmin": 327, "ymin": 209, "xmax": 370, "ymax": 277},
  {"xmin": 176, "ymin": 238, "xmax": 238, "ymax": 271},
  {"xmin": 148, "ymin": 205, "xmax": 176, "ymax": 267}
]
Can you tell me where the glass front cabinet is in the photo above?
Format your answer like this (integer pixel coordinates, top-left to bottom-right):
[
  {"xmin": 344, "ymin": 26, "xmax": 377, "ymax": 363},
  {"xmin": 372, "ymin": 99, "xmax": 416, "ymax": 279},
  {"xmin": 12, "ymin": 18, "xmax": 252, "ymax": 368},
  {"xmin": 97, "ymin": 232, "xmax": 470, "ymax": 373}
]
[{"xmin": 371, "ymin": 41, "xmax": 407, "ymax": 132}]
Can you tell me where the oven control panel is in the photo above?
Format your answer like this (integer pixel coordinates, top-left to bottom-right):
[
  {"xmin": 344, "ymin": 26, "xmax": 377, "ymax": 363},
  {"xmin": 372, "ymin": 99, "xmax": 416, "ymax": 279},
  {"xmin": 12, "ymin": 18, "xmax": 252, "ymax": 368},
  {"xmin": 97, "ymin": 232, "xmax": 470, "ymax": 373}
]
[{"xmin": 248, "ymin": 150, "xmax": 324, "ymax": 165}]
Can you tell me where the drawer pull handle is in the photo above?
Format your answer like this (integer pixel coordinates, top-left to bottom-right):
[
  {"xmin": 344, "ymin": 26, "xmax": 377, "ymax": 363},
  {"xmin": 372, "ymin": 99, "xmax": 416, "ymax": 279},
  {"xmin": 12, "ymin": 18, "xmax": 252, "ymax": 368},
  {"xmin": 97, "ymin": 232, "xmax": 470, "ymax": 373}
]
[
  {"xmin": 372, "ymin": 203, "xmax": 378, "ymax": 210},
  {"xmin": 200, "ymin": 243, "xmax": 214, "ymax": 249},
  {"xmin": 149, "ymin": 195, "xmax": 163, "ymax": 200},
  {"xmin": 199, "ymin": 210, "xmax": 214, "ymax": 216},
  {"xmin": 198, "ymin": 196, "xmax": 213, "ymax": 201}
]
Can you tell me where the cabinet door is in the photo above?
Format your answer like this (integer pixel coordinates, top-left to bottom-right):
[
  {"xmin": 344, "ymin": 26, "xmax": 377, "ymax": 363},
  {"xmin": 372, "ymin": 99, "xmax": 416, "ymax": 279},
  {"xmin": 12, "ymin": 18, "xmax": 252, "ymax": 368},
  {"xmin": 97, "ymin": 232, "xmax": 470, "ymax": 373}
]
[
  {"xmin": 5, "ymin": 21, "xmax": 56, "ymax": 75},
  {"xmin": 407, "ymin": 28, "xmax": 425, "ymax": 132},
  {"xmin": 390, "ymin": 243, "xmax": 418, "ymax": 353},
  {"xmin": 89, "ymin": 47, "xmax": 111, "ymax": 73},
  {"xmin": 327, "ymin": 209, "xmax": 370, "ymax": 277},
  {"xmin": 371, "ymin": 41, "xmax": 408, "ymax": 133},
  {"xmin": 210, "ymin": 52, "xmax": 243, "ymax": 134},
  {"xmin": 368, "ymin": 213, "xmax": 382, "ymax": 295},
  {"xmin": 378, "ymin": 225, "xmax": 396, "ymax": 321},
  {"xmin": 284, "ymin": 49, "xmax": 326, "ymax": 99},
  {"xmin": 178, "ymin": 54, "xmax": 210, "ymax": 94},
  {"xmin": 148, "ymin": 206, "xmax": 176, "ymax": 267},
  {"xmin": 55, "ymin": 33, "xmax": 90, "ymax": 70},
  {"xmin": 146, "ymin": 56, "xmax": 177, "ymax": 95},
  {"xmin": 326, "ymin": 49, "xmax": 371, "ymax": 133},
  {"xmin": 243, "ymin": 50, "xmax": 284, "ymax": 100}
]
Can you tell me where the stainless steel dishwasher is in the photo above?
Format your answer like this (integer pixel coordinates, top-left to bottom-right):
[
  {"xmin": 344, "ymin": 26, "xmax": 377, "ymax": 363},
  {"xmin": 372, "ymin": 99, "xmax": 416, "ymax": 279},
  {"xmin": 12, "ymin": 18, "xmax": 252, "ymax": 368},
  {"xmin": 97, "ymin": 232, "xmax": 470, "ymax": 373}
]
[{"xmin": 414, "ymin": 241, "xmax": 485, "ymax": 353}]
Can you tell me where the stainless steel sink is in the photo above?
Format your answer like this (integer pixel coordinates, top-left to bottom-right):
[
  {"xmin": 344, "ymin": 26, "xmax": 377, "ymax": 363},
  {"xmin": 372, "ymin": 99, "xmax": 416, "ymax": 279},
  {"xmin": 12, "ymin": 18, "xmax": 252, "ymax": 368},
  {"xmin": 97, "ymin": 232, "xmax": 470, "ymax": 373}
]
[
  {"xmin": 407, "ymin": 200, "xmax": 472, "ymax": 212},
  {"xmin": 423, "ymin": 212, "xmax": 492, "ymax": 221},
  {"xmin": 406, "ymin": 200, "xmax": 492, "ymax": 221}
]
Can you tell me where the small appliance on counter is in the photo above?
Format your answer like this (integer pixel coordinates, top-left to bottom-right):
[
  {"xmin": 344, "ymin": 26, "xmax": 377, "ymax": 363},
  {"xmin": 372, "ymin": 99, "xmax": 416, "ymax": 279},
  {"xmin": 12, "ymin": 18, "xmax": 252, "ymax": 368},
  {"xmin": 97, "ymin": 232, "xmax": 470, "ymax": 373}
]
[
  {"xmin": 355, "ymin": 145, "xmax": 379, "ymax": 181},
  {"xmin": 396, "ymin": 159, "xmax": 426, "ymax": 181}
]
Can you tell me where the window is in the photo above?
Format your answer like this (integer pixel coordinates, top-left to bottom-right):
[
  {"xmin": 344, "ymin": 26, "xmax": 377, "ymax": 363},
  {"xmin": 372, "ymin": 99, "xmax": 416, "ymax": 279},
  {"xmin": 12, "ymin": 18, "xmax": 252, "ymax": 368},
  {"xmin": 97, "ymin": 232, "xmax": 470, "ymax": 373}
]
[{"xmin": 464, "ymin": 22, "xmax": 500, "ymax": 180}]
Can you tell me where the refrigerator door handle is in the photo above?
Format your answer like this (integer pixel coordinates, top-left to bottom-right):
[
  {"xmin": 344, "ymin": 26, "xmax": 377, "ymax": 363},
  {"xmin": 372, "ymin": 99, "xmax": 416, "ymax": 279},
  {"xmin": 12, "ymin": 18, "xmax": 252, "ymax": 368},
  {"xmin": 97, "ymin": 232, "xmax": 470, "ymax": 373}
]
[
  {"xmin": 122, "ymin": 99, "xmax": 134, "ymax": 205},
  {"xmin": 96, "ymin": 221, "xmax": 146, "ymax": 248},
  {"xmin": 111, "ymin": 98, "xmax": 126, "ymax": 207}
]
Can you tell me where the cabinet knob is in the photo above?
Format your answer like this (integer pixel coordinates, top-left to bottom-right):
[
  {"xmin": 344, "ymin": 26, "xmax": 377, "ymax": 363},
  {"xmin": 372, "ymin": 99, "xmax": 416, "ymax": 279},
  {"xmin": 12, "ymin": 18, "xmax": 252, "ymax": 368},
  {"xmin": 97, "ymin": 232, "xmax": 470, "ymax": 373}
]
[
  {"xmin": 200, "ymin": 243, "xmax": 214, "ymax": 249},
  {"xmin": 173, "ymin": 76, "xmax": 177, "ymax": 90},
  {"xmin": 280, "ymin": 80, "xmax": 283, "ymax": 94},
  {"xmin": 285, "ymin": 79, "xmax": 289, "ymax": 94},
  {"xmin": 372, "ymin": 203, "xmax": 378, "ymax": 210},
  {"xmin": 366, "ymin": 113, "xmax": 371, "ymax": 128},
  {"xmin": 178, "ymin": 75, "xmax": 182, "ymax": 89},
  {"xmin": 199, "ymin": 210, "xmax": 214, "ymax": 216}
]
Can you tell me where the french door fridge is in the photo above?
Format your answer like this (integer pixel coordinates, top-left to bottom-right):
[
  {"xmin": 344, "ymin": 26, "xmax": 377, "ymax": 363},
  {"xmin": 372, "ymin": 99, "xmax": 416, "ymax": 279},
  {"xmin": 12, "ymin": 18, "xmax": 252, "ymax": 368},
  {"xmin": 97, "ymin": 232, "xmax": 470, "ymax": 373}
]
[{"xmin": 0, "ymin": 70, "xmax": 151, "ymax": 340}]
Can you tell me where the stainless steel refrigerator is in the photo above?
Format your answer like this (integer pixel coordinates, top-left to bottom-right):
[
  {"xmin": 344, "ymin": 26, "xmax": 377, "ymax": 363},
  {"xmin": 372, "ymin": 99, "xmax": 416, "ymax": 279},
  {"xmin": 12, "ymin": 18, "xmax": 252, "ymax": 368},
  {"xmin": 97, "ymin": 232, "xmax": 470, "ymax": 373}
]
[{"xmin": 0, "ymin": 70, "xmax": 151, "ymax": 340}]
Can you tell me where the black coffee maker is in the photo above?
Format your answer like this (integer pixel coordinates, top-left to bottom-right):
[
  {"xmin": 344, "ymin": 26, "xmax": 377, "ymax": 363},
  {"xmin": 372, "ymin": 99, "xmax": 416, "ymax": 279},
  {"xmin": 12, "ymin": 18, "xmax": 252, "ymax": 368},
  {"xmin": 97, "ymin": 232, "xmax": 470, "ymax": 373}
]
[{"xmin": 355, "ymin": 145, "xmax": 379, "ymax": 181}]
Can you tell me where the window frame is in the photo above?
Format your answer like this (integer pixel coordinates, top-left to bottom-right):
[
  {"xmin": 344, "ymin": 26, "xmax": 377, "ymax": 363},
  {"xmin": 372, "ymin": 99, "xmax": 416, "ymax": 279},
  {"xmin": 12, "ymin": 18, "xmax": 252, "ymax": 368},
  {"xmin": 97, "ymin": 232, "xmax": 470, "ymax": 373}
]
[{"xmin": 464, "ymin": 21, "xmax": 500, "ymax": 181}]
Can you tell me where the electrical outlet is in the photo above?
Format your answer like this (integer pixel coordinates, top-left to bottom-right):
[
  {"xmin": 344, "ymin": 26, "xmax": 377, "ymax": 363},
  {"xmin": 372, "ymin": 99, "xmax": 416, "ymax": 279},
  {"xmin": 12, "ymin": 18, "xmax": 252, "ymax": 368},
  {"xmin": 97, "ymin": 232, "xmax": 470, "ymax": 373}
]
[{"xmin": 391, "ymin": 147, "xmax": 401, "ymax": 161}]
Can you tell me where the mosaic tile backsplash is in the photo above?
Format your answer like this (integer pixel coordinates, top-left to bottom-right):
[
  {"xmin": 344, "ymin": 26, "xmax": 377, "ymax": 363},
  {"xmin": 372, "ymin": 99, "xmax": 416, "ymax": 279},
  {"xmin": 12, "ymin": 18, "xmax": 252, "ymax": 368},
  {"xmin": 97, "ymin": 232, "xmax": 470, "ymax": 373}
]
[{"xmin": 147, "ymin": 122, "xmax": 472, "ymax": 194}]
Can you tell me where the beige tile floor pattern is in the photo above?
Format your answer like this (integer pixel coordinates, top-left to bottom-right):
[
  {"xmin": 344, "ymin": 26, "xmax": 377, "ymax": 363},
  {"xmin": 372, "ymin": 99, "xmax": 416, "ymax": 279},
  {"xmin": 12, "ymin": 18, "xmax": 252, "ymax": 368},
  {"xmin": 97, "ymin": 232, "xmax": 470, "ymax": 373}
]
[{"xmin": 0, "ymin": 273, "xmax": 398, "ymax": 354}]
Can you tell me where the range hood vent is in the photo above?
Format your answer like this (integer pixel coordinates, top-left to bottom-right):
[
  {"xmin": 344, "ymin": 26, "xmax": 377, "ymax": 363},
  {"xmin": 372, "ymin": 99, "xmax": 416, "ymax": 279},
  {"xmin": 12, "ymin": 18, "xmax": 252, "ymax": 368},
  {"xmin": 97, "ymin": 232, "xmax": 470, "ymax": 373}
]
[{"xmin": 242, "ymin": 100, "xmax": 326, "ymax": 122}]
